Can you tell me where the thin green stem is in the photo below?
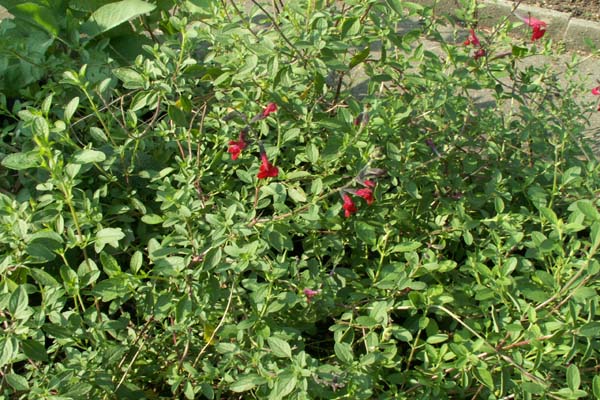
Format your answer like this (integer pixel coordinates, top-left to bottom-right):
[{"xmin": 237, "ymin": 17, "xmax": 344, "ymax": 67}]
[
  {"xmin": 81, "ymin": 87, "xmax": 115, "ymax": 147},
  {"xmin": 249, "ymin": 0, "xmax": 305, "ymax": 62},
  {"xmin": 192, "ymin": 276, "xmax": 237, "ymax": 368},
  {"xmin": 431, "ymin": 305, "xmax": 547, "ymax": 386}
]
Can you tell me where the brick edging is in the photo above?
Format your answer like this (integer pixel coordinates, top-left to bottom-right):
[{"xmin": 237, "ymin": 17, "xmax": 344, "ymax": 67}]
[
  {"xmin": 1, "ymin": 2, "xmax": 598, "ymax": 51},
  {"xmin": 417, "ymin": 0, "xmax": 600, "ymax": 51}
]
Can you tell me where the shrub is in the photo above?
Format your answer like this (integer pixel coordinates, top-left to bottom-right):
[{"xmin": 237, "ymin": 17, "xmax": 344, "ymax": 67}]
[{"xmin": 1, "ymin": 0, "xmax": 599, "ymax": 399}]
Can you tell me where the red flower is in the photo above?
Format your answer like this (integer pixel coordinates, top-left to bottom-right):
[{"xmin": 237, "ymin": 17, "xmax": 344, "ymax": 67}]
[
  {"xmin": 363, "ymin": 180, "xmax": 376, "ymax": 188},
  {"xmin": 342, "ymin": 194, "xmax": 357, "ymax": 217},
  {"xmin": 531, "ymin": 25, "xmax": 546, "ymax": 41},
  {"xmin": 262, "ymin": 103, "xmax": 277, "ymax": 118},
  {"xmin": 355, "ymin": 188, "xmax": 374, "ymax": 205},
  {"xmin": 520, "ymin": 15, "xmax": 547, "ymax": 41},
  {"xmin": 354, "ymin": 112, "xmax": 369, "ymax": 126},
  {"xmin": 473, "ymin": 48, "xmax": 486, "ymax": 59},
  {"xmin": 257, "ymin": 152, "xmax": 278, "ymax": 179},
  {"xmin": 464, "ymin": 28, "xmax": 480, "ymax": 47},
  {"xmin": 228, "ymin": 139, "xmax": 246, "ymax": 160},
  {"xmin": 592, "ymin": 86, "xmax": 600, "ymax": 96},
  {"xmin": 303, "ymin": 288, "xmax": 319, "ymax": 303}
]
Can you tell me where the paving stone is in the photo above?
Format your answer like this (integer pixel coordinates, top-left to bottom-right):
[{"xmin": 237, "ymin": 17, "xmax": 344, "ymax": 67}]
[
  {"xmin": 564, "ymin": 18, "xmax": 600, "ymax": 52},
  {"xmin": 0, "ymin": 6, "xmax": 11, "ymax": 19},
  {"xmin": 480, "ymin": 1, "xmax": 570, "ymax": 40}
]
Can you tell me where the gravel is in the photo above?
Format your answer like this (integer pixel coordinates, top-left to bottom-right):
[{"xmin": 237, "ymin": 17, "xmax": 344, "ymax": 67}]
[{"xmin": 517, "ymin": 0, "xmax": 600, "ymax": 22}]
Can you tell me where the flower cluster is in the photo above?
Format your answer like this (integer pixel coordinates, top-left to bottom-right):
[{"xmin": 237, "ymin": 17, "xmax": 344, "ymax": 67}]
[
  {"xmin": 464, "ymin": 28, "xmax": 486, "ymax": 59},
  {"xmin": 228, "ymin": 128, "xmax": 247, "ymax": 161},
  {"xmin": 519, "ymin": 15, "xmax": 547, "ymax": 41},
  {"xmin": 463, "ymin": 15, "xmax": 547, "ymax": 61},
  {"xmin": 303, "ymin": 288, "xmax": 319, "ymax": 303},
  {"xmin": 227, "ymin": 103, "xmax": 279, "ymax": 179},
  {"xmin": 257, "ymin": 151, "xmax": 278, "ymax": 179},
  {"xmin": 341, "ymin": 177, "xmax": 378, "ymax": 218}
]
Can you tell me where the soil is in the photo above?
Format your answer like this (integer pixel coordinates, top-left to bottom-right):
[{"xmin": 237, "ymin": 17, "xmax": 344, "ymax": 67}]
[{"xmin": 517, "ymin": 0, "xmax": 600, "ymax": 22}]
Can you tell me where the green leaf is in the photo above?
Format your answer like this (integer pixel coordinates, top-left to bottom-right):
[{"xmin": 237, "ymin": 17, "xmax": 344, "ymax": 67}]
[
  {"xmin": 391, "ymin": 328, "xmax": 411, "ymax": 342},
  {"xmin": 269, "ymin": 370, "xmax": 297, "ymax": 400},
  {"xmin": 89, "ymin": 126, "xmax": 108, "ymax": 142},
  {"xmin": 341, "ymin": 17, "xmax": 360, "ymax": 38},
  {"xmin": 267, "ymin": 336, "xmax": 292, "ymax": 359},
  {"xmin": 25, "ymin": 242, "xmax": 57, "ymax": 262},
  {"xmin": 22, "ymin": 339, "xmax": 48, "ymax": 362},
  {"xmin": 593, "ymin": 375, "xmax": 600, "ymax": 399},
  {"xmin": 33, "ymin": 116, "xmax": 49, "ymax": 138},
  {"xmin": 238, "ymin": 53, "xmax": 258, "ymax": 76},
  {"xmin": 0, "ymin": 338, "xmax": 15, "ymax": 367},
  {"xmin": 522, "ymin": 382, "xmax": 545, "ymax": 394},
  {"xmin": 60, "ymin": 265, "xmax": 79, "ymax": 294},
  {"xmin": 591, "ymin": 222, "xmax": 600, "ymax": 251},
  {"xmin": 561, "ymin": 166, "xmax": 581, "ymax": 186},
  {"xmin": 308, "ymin": 179, "xmax": 323, "ymax": 197},
  {"xmin": 426, "ymin": 334, "xmax": 449, "ymax": 344},
  {"xmin": 41, "ymin": 94, "xmax": 53, "ymax": 115},
  {"xmin": 130, "ymin": 250, "xmax": 143, "ymax": 274},
  {"xmin": 390, "ymin": 241, "xmax": 421, "ymax": 252},
  {"xmin": 355, "ymin": 316, "xmax": 378, "ymax": 328},
  {"xmin": 185, "ymin": 0, "xmax": 213, "ymax": 14},
  {"xmin": 72, "ymin": 149, "xmax": 106, "ymax": 164},
  {"xmin": 29, "ymin": 268, "xmax": 59, "ymax": 286},
  {"xmin": 576, "ymin": 200, "xmax": 600, "ymax": 221},
  {"xmin": 567, "ymin": 364, "xmax": 580, "ymax": 391},
  {"xmin": 94, "ymin": 227, "xmax": 125, "ymax": 252},
  {"xmin": 540, "ymin": 207, "xmax": 558, "ymax": 225},
  {"xmin": 334, "ymin": 342, "xmax": 354, "ymax": 364},
  {"xmin": 1, "ymin": 151, "xmax": 39, "ymax": 170},
  {"xmin": 406, "ymin": 180, "xmax": 421, "ymax": 199},
  {"xmin": 355, "ymin": 221, "xmax": 376, "ymax": 245},
  {"xmin": 9, "ymin": 286, "xmax": 28, "ymax": 319},
  {"xmin": 512, "ymin": 45, "xmax": 528, "ymax": 58},
  {"xmin": 474, "ymin": 367, "xmax": 494, "ymax": 389},
  {"xmin": 168, "ymin": 103, "xmax": 188, "ymax": 126},
  {"xmin": 203, "ymin": 247, "xmax": 222, "ymax": 270},
  {"xmin": 349, "ymin": 47, "xmax": 370, "ymax": 69},
  {"xmin": 64, "ymin": 96, "xmax": 80, "ymax": 122},
  {"xmin": 229, "ymin": 374, "xmax": 267, "ymax": 392},
  {"xmin": 385, "ymin": 0, "xmax": 404, "ymax": 15},
  {"xmin": 81, "ymin": 0, "xmax": 157, "ymax": 38},
  {"xmin": 100, "ymin": 251, "xmax": 121, "ymax": 277},
  {"xmin": 25, "ymin": 231, "xmax": 62, "ymax": 263},
  {"xmin": 287, "ymin": 186, "xmax": 307, "ymax": 203},
  {"xmin": 265, "ymin": 225, "xmax": 294, "ymax": 252},
  {"xmin": 141, "ymin": 214, "xmax": 163, "ymax": 224},
  {"xmin": 91, "ymin": 277, "xmax": 129, "ymax": 301},
  {"xmin": 5, "ymin": 373, "xmax": 29, "ymax": 391},
  {"xmin": 130, "ymin": 91, "xmax": 150, "ymax": 112},
  {"xmin": 577, "ymin": 322, "xmax": 600, "ymax": 337},
  {"xmin": 176, "ymin": 297, "xmax": 192, "ymax": 323},
  {"xmin": 305, "ymin": 143, "xmax": 319, "ymax": 164},
  {"xmin": 184, "ymin": 381, "xmax": 194, "ymax": 400},
  {"xmin": 153, "ymin": 256, "xmax": 185, "ymax": 276},
  {"xmin": 3, "ymin": 1, "xmax": 60, "ymax": 36}
]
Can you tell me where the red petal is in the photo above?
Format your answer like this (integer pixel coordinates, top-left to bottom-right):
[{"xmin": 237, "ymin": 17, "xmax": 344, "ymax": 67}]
[{"xmin": 262, "ymin": 103, "xmax": 278, "ymax": 117}]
